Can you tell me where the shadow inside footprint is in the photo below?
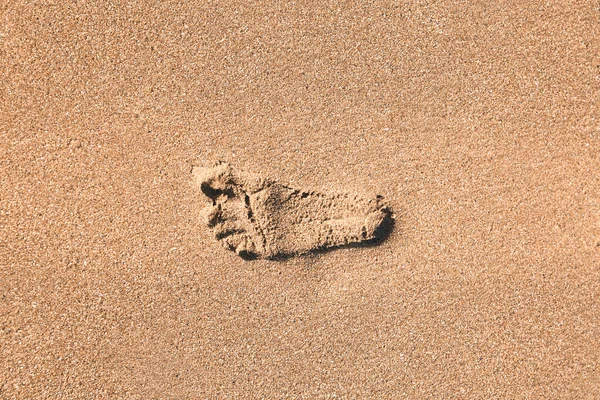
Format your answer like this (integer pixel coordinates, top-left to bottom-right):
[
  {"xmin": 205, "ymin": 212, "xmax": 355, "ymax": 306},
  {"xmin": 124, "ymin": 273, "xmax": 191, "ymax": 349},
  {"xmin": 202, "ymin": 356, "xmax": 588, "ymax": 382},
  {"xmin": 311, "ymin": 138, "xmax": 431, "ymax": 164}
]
[
  {"xmin": 239, "ymin": 205, "xmax": 396, "ymax": 262},
  {"xmin": 307, "ymin": 210, "xmax": 396, "ymax": 258}
]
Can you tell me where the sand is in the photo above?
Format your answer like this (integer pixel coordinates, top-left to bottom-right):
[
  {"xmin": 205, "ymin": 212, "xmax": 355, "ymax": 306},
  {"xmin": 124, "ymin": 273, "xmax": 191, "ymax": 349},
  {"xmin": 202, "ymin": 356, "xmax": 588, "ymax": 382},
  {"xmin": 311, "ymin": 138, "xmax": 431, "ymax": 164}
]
[{"xmin": 1, "ymin": 1, "xmax": 599, "ymax": 398}]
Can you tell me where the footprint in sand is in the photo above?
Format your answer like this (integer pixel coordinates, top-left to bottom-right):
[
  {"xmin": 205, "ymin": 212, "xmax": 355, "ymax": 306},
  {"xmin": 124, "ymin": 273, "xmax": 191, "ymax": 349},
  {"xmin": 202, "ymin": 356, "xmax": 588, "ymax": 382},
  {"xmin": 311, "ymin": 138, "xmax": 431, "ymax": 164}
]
[{"xmin": 193, "ymin": 162, "xmax": 393, "ymax": 259}]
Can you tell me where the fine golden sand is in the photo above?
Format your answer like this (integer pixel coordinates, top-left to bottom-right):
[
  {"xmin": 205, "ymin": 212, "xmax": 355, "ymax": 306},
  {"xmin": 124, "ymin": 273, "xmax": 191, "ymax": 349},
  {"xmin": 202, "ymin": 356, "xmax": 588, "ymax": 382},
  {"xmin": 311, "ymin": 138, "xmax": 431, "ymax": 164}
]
[{"xmin": 2, "ymin": 1, "xmax": 599, "ymax": 398}]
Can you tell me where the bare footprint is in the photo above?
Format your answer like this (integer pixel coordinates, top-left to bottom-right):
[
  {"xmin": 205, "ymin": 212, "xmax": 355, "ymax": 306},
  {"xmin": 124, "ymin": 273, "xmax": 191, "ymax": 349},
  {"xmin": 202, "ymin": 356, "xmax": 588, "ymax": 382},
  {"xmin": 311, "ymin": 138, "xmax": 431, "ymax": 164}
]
[{"xmin": 193, "ymin": 162, "xmax": 393, "ymax": 259}]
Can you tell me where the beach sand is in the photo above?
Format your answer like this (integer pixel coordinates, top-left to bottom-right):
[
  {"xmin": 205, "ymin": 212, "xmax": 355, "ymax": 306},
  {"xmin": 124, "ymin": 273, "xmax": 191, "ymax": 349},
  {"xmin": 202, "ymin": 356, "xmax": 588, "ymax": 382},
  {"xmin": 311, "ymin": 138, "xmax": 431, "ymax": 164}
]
[{"xmin": 1, "ymin": 1, "xmax": 599, "ymax": 398}]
